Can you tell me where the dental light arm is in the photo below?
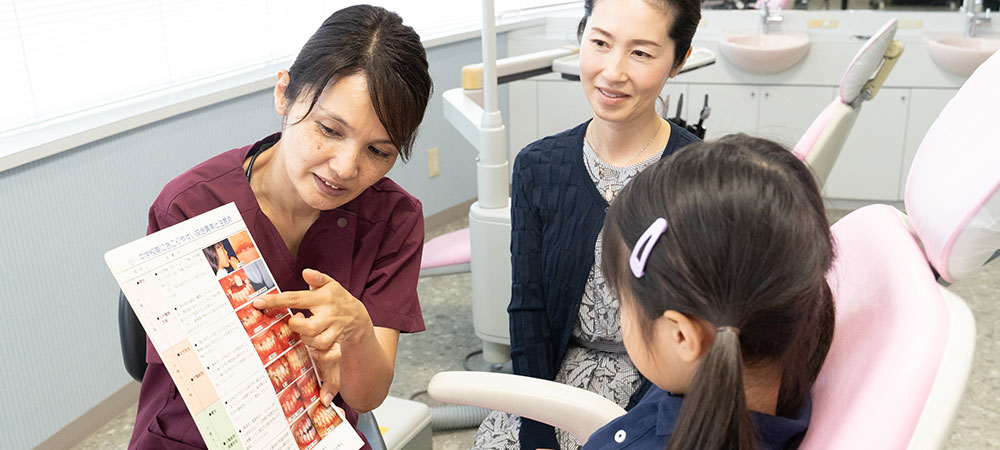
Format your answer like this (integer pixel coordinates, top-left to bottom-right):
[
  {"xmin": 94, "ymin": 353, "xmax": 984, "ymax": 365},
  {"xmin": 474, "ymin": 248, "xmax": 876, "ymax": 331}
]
[
  {"xmin": 443, "ymin": 47, "xmax": 578, "ymax": 152},
  {"xmin": 461, "ymin": 47, "xmax": 580, "ymax": 91}
]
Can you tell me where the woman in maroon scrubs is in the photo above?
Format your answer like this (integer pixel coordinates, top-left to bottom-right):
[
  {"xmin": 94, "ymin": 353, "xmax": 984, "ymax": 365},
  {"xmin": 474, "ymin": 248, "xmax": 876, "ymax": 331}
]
[{"xmin": 129, "ymin": 5, "xmax": 432, "ymax": 449}]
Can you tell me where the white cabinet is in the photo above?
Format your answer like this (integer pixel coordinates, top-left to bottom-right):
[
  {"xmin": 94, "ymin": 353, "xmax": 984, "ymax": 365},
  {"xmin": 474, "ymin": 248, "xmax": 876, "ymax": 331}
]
[
  {"xmin": 516, "ymin": 79, "xmax": 947, "ymax": 203},
  {"xmin": 757, "ymin": 86, "xmax": 836, "ymax": 149},
  {"xmin": 823, "ymin": 88, "xmax": 909, "ymax": 202},
  {"xmin": 898, "ymin": 88, "xmax": 958, "ymax": 199},
  {"xmin": 682, "ymin": 84, "xmax": 832, "ymax": 148},
  {"xmin": 509, "ymin": 79, "xmax": 539, "ymax": 165},
  {"xmin": 688, "ymin": 84, "xmax": 759, "ymax": 141}
]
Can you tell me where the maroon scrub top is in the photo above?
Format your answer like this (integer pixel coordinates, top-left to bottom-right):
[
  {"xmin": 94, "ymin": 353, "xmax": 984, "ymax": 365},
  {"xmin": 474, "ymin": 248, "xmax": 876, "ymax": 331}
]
[{"xmin": 129, "ymin": 134, "xmax": 426, "ymax": 450}]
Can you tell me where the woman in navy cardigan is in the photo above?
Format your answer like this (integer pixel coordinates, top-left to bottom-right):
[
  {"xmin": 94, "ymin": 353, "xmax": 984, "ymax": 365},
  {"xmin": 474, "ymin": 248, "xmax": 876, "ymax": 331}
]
[{"xmin": 472, "ymin": 0, "xmax": 702, "ymax": 449}]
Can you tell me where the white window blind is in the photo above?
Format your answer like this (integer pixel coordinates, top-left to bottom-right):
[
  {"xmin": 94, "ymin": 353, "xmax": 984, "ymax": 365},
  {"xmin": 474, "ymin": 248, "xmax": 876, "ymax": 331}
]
[
  {"xmin": 1, "ymin": 0, "xmax": 35, "ymax": 131},
  {"xmin": 2, "ymin": 0, "xmax": 577, "ymax": 138}
]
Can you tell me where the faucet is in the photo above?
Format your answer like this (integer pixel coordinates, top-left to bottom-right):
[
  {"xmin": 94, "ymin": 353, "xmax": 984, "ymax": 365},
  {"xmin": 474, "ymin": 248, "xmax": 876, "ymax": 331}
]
[
  {"xmin": 963, "ymin": 0, "xmax": 992, "ymax": 37},
  {"xmin": 759, "ymin": 0, "xmax": 784, "ymax": 35}
]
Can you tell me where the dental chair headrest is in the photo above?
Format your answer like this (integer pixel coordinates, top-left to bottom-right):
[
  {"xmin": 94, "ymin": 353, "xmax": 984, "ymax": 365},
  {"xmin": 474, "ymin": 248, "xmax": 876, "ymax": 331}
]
[
  {"xmin": 839, "ymin": 19, "xmax": 897, "ymax": 105},
  {"xmin": 904, "ymin": 51, "xmax": 1000, "ymax": 282}
]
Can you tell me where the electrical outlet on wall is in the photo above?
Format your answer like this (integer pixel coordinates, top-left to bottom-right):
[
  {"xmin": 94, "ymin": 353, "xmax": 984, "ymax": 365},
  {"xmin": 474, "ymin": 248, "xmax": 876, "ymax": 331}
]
[{"xmin": 428, "ymin": 147, "xmax": 440, "ymax": 178}]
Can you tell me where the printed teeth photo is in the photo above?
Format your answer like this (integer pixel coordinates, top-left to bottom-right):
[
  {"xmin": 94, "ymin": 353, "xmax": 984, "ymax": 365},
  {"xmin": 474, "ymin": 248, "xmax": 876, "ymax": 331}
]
[
  {"xmin": 266, "ymin": 356, "xmax": 293, "ymax": 393},
  {"xmin": 251, "ymin": 329, "xmax": 286, "ymax": 364},
  {"xmin": 278, "ymin": 384, "xmax": 305, "ymax": 420},
  {"xmin": 296, "ymin": 371, "xmax": 320, "ymax": 405},
  {"xmin": 219, "ymin": 269, "xmax": 255, "ymax": 309},
  {"xmin": 236, "ymin": 304, "xmax": 272, "ymax": 336},
  {"xmin": 272, "ymin": 317, "xmax": 299, "ymax": 348},
  {"xmin": 291, "ymin": 414, "xmax": 319, "ymax": 450},
  {"xmin": 308, "ymin": 403, "xmax": 343, "ymax": 437},
  {"xmin": 285, "ymin": 344, "xmax": 313, "ymax": 375},
  {"xmin": 226, "ymin": 230, "xmax": 260, "ymax": 265}
]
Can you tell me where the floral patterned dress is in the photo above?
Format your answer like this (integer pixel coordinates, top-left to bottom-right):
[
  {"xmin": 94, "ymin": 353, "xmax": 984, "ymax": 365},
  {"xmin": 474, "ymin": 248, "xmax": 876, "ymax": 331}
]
[{"xmin": 472, "ymin": 140, "xmax": 664, "ymax": 450}]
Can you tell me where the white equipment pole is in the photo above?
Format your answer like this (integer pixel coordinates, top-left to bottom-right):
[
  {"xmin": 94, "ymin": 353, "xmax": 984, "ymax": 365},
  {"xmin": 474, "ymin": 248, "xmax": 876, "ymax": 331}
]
[
  {"xmin": 469, "ymin": 0, "xmax": 512, "ymax": 363},
  {"xmin": 476, "ymin": 0, "xmax": 508, "ymax": 209}
]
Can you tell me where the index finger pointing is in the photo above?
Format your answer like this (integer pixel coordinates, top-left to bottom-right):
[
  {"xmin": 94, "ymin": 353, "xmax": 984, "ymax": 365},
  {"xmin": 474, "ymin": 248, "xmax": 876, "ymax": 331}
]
[{"xmin": 253, "ymin": 290, "xmax": 316, "ymax": 310}]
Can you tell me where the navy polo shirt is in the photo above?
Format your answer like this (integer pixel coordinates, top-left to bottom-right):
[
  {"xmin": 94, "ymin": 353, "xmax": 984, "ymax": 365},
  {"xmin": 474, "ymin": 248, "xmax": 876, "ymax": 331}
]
[{"xmin": 583, "ymin": 387, "xmax": 811, "ymax": 450}]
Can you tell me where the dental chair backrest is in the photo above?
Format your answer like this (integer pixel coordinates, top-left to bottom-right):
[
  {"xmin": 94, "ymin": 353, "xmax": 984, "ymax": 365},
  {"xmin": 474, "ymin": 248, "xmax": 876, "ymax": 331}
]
[
  {"xmin": 793, "ymin": 19, "xmax": 902, "ymax": 186},
  {"xmin": 904, "ymin": 50, "xmax": 1000, "ymax": 283},
  {"xmin": 801, "ymin": 49, "xmax": 1000, "ymax": 450}
]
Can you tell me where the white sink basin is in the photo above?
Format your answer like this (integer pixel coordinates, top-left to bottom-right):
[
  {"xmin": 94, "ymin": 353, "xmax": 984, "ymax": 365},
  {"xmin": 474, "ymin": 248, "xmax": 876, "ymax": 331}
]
[
  {"xmin": 926, "ymin": 33, "xmax": 1000, "ymax": 78},
  {"xmin": 717, "ymin": 31, "xmax": 810, "ymax": 74}
]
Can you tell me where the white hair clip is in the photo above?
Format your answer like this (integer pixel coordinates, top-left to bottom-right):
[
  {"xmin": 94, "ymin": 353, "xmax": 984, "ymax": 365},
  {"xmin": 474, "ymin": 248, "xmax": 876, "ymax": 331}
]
[{"xmin": 629, "ymin": 217, "xmax": 668, "ymax": 278}]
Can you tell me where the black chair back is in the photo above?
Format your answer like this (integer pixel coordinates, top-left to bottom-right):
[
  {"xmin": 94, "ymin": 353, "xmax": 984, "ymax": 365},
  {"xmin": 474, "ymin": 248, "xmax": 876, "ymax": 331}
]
[{"xmin": 118, "ymin": 291, "xmax": 148, "ymax": 382}]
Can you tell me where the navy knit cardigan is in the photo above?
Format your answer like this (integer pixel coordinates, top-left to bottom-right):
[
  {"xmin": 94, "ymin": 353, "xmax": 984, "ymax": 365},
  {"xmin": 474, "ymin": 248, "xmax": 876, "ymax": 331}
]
[{"xmin": 508, "ymin": 119, "xmax": 700, "ymax": 449}]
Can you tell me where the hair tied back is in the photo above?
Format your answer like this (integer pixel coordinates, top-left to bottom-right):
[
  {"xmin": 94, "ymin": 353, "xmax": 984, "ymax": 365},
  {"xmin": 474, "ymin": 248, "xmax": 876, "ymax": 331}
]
[
  {"xmin": 716, "ymin": 326, "xmax": 740, "ymax": 335},
  {"xmin": 630, "ymin": 217, "xmax": 668, "ymax": 278}
]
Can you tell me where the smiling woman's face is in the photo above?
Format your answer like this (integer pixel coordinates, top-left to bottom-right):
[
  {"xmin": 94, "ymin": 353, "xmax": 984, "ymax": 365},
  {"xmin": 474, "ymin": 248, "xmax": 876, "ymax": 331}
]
[
  {"xmin": 579, "ymin": 0, "xmax": 678, "ymax": 125},
  {"xmin": 274, "ymin": 72, "xmax": 398, "ymax": 212}
]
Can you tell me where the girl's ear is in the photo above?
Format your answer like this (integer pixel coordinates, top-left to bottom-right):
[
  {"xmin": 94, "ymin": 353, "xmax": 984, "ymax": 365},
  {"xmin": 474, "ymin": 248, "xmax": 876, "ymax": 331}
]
[
  {"xmin": 274, "ymin": 70, "xmax": 291, "ymax": 116},
  {"xmin": 662, "ymin": 310, "xmax": 709, "ymax": 363}
]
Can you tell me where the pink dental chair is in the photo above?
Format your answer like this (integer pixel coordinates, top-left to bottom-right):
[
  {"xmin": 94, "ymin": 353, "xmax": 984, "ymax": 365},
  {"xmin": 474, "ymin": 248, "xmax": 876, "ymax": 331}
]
[
  {"xmin": 800, "ymin": 49, "xmax": 1000, "ymax": 450},
  {"xmin": 426, "ymin": 39, "xmax": 1000, "ymax": 450},
  {"xmin": 420, "ymin": 21, "xmax": 903, "ymax": 279},
  {"xmin": 419, "ymin": 227, "xmax": 471, "ymax": 277},
  {"xmin": 793, "ymin": 19, "xmax": 903, "ymax": 186}
]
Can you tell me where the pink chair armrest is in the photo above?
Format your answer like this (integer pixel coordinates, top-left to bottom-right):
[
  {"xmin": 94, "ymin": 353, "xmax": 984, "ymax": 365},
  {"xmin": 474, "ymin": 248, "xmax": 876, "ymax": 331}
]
[{"xmin": 420, "ymin": 227, "xmax": 471, "ymax": 270}]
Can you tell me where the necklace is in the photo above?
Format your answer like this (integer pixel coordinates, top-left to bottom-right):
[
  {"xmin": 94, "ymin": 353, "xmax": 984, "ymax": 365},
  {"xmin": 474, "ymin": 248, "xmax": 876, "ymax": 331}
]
[
  {"xmin": 585, "ymin": 121, "xmax": 664, "ymax": 201},
  {"xmin": 586, "ymin": 120, "xmax": 663, "ymax": 169}
]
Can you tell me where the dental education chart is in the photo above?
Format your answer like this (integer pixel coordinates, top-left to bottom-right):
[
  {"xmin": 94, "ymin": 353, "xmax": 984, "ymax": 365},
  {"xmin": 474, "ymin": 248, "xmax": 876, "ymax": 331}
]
[{"xmin": 105, "ymin": 202, "xmax": 363, "ymax": 450}]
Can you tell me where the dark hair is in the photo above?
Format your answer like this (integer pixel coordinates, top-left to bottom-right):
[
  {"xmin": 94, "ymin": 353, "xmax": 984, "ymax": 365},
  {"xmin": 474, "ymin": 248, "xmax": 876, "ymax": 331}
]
[
  {"xmin": 203, "ymin": 246, "xmax": 220, "ymax": 274},
  {"xmin": 601, "ymin": 135, "xmax": 835, "ymax": 450},
  {"xmin": 285, "ymin": 5, "xmax": 433, "ymax": 161},
  {"xmin": 208, "ymin": 240, "xmax": 240, "ymax": 274},
  {"xmin": 577, "ymin": 0, "xmax": 701, "ymax": 70}
]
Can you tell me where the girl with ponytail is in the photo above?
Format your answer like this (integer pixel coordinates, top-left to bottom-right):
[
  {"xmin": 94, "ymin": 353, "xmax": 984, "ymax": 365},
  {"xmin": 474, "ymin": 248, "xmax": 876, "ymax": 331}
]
[{"xmin": 588, "ymin": 135, "xmax": 836, "ymax": 450}]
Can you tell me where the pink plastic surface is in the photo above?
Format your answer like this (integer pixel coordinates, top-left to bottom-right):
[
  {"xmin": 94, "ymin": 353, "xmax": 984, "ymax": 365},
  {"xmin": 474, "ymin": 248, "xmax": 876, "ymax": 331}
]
[
  {"xmin": 420, "ymin": 227, "xmax": 471, "ymax": 270},
  {"xmin": 792, "ymin": 99, "xmax": 841, "ymax": 160},
  {"xmin": 905, "ymin": 51, "xmax": 1000, "ymax": 282},
  {"xmin": 800, "ymin": 205, "xmax": 949, "ymax": 449}
]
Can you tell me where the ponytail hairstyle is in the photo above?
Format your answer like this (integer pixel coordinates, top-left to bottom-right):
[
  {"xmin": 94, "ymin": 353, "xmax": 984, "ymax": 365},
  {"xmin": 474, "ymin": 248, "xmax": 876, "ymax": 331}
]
[{"xmin": 601, "ymin": 135, "xmax": 836, "ymax": 450}]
